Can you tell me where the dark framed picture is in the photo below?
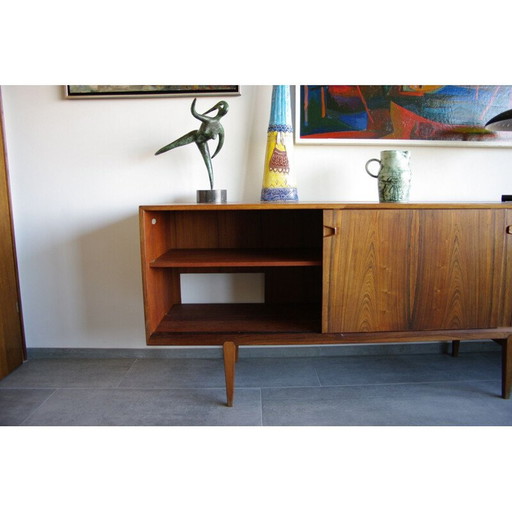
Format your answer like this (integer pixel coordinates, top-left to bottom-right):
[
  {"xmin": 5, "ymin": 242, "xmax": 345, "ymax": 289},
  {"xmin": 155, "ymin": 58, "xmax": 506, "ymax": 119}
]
[
  {"xmin": 296, "ymin": 85, "xmax": 512, "ymax": 147},
  {"xmin": 65, "ymin": 85, "xmax": 240, "ymax": 99}
]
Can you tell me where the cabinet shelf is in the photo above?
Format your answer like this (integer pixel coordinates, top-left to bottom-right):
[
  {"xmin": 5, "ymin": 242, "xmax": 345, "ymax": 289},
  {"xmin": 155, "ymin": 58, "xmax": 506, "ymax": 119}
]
[
  {"xmin": 153, "ymin": 303, "xmax": 321, "ymax": 334},
  {"xmin": 150, "ymin": 248, "xmax": 322, "ymax": 268}
]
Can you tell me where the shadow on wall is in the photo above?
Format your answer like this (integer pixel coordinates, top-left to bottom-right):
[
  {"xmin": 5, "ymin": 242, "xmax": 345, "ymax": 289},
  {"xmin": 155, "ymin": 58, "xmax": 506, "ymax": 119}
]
[
  {"xmin": 241, "ymin": 86, "xmax": 271, "ymax": 202},
  {"xmin": 76, "ymin": 214, "xmax": 145, "ymax": 344}
]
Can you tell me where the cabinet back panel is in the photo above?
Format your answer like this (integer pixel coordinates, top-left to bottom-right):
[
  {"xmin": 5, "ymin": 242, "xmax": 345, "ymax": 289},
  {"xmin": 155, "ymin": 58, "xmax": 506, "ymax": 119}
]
[{"xmin": 167, "ymin": 210, "xmax": 322, "ymax": 249}]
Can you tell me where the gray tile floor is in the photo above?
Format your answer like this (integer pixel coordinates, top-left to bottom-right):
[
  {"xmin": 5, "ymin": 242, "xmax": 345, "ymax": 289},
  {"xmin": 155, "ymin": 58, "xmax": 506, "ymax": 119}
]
[{"xmin": 1, "ymin": 348, "xmax": 511, "ymax": 426}]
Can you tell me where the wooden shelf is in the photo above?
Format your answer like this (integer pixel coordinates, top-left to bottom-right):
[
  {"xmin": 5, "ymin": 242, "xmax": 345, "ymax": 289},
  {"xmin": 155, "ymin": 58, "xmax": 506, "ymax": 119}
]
[
  {"xmin": 153, "ymin": 303, "xmax": 321, "ymax": 334},
  {"xmin": 150, "ymin": 248, "xmax": 322, "ymax": 268}
]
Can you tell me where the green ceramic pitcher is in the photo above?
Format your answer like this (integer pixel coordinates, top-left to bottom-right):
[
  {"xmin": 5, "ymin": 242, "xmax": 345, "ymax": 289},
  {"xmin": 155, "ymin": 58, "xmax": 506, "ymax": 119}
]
[{"xmin": 365, "ymin": 150, "xmax": 411, "ymax": 202}]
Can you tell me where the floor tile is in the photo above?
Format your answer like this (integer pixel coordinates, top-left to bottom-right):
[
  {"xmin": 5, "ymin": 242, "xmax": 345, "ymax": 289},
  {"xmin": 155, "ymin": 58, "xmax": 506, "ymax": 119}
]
[
  {"xmin": 120, "ymin": 357, "xmax": 321, "ymax": 390},
  {"xmin": 262, "ymin": 380, "xmax": 512, "ymax": 426},
  {"xmin": 313, "ymin": 353, "xmax": 500, "ymax": 386},
  {"xmin": 0, "ymin": 359, "xmax": 135, "ymax": 389},
  {"xmin": 21, "ymin": 387, "xmax": 262, "ymax": 426},
  {"xmin": 236, "ymin": 357, "xmax": 321, "ymax": 388},
  {"xmin": 0, "ymin": 388, "xmax": 56, "ymax": 426},
  {"xmin": 118, "ymin": 358, "xmax": 226, "ymax": 388},
  {"xmin": 1, "ymin": 351, "xmax": 510, "ymax": 426}
]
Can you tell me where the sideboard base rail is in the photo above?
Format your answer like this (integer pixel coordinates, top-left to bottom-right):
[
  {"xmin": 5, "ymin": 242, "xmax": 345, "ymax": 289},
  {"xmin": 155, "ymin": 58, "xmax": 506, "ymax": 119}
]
[{"xmin": 222, "ymin": 338, "xmax": 512, "ymax": 407}]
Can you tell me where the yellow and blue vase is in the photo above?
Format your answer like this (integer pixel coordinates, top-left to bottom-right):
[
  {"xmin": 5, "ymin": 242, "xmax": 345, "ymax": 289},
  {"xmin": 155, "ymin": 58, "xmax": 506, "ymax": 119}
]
[{"xmin": 261, "ymin": 85, "xmax": 298, "ymax": 201}]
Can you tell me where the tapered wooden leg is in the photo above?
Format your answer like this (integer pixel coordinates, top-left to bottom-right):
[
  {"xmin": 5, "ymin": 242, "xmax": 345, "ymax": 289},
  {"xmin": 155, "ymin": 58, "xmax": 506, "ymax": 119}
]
[
  {"xmin": 223, "ymin": 341, "xmax": 237, "ymax": 407},
  {"xmin": 501, "ymin": 336, "xmax": 512, "ymax": 399},
  {"xmin": 451, "ymin": 340, "xmax": 461, "ymax": 357}
]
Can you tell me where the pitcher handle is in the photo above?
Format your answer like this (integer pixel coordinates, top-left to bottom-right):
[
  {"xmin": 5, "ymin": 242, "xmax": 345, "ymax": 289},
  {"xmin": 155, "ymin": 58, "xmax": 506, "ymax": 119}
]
[{"xmin": 365, "ymin": 158, "xmax": 382, "ymax": 178}]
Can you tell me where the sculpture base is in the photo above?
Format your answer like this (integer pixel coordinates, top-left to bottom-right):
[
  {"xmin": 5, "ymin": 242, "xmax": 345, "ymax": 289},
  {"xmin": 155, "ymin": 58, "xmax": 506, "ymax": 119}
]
[{"xmin": 197, "ymin": 189, "xmax": 227, "ymax": 204}]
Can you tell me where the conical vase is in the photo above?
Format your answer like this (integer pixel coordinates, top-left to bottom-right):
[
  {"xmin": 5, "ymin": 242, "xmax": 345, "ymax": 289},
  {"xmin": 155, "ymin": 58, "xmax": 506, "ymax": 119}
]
[{"xmin": 261, "ymin": 85, "xmax": 298, "ymax": 201}]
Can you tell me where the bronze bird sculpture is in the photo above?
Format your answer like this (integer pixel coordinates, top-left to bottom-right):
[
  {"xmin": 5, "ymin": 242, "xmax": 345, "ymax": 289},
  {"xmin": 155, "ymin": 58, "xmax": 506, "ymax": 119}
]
[{"xmin": 155, "ymin": 98, "xmax": 229, "ymax": 190}]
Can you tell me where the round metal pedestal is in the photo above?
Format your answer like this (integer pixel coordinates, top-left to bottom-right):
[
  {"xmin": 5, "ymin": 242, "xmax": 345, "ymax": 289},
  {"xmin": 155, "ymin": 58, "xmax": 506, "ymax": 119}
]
[{"xmin": 197, "ymin": 189, "xmax": 227, "ymax": 203}]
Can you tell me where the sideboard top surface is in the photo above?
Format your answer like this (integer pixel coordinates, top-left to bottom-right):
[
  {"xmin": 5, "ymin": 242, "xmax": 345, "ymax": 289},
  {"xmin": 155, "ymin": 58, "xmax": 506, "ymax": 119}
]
[{"xmin": 140, "ymin": 201, "xmax": 512, "ymax": 211}]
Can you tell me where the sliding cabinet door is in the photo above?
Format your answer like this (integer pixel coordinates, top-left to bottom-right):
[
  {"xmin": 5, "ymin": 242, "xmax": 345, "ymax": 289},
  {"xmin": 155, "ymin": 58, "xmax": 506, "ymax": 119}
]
[
  {"xmin": 323, "ymin": 208, "xmax": 512, "ymax": 334},
  {"xmin": 411, "ymin": 209, "xmax": 512, "ymax": 330},
  {"xmin": 323, "ymin": 209, "xmax": 415, "ymax": 333}
]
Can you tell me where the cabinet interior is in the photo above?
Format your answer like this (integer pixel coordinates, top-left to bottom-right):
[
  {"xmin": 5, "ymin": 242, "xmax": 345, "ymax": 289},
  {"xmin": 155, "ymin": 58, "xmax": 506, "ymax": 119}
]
[{"xmin": 141, "ymin": 209, "xmax": 324, "ymax": 341}]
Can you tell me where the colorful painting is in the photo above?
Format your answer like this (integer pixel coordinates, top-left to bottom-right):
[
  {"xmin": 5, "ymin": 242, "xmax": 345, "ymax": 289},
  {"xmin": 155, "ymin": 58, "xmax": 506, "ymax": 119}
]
[
  {"xmin": 65, "ymin": 85, "xmax": 240, "ymax": 99},
  {"xmin": 297, "ymin": 85, "xmax": 512, "ymax": 145}
]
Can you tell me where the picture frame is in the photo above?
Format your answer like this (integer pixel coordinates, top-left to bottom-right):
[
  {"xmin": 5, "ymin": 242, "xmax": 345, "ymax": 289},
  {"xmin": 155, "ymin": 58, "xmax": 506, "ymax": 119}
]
[
  {"xmin": 295, "ymin": 85, "xmax": 512, "ymax": 147},
  {"xmin": 65, "ymin": 85, "xmax": 240, "ymax": 99}
]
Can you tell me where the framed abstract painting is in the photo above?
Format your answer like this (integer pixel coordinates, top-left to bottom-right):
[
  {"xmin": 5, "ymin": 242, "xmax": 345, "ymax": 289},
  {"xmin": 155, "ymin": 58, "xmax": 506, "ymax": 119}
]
[
  {"xmin": 296, "ymin": 85, "xmax": 512, "ymax": 146},
  {"xmin": 65, "ymin": 85, "xmax": 240, "ymax": 99}
]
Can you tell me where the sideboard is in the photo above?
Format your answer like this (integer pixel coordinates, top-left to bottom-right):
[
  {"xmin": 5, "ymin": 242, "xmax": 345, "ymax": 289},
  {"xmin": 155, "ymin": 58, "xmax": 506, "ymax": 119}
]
[{"xmin": 139, "ymin": 202, "xmax": 512, "ymax": 406}]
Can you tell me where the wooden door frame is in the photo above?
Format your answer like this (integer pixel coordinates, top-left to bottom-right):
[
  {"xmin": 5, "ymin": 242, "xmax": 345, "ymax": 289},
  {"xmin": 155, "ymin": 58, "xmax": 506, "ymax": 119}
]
[{"xmin": 0, "ymin": 88, "xmax": 27, "ymax": 376}]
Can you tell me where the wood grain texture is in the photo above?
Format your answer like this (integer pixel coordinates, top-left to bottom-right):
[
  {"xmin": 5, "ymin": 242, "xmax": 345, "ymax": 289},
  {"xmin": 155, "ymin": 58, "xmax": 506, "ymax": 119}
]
[
  {"xmin": 323, "ymin": 208, "xmax": 512, "ymax": 333},
  {"xmin": 323, "ymin": 209, "xmax": 414, "ymax": 332},
  {"xmin": 411, "ymin": 209, "xmax": 509, "ymax": 330},
  {"xmin": 223, "ymin": 341, "xmax": 236, "ymax": 407},
  {"xmin": 139, "ymin": 210, "xmax": 180, "ymax": 336},
  {"xmin": 156, "ymin": 303, "xmax": 321, "ymax": 334},
  {"xmin": 148, "ymin": 328, "xmax": 512, "ymax": 346},
  {"xmin": 0, "ymin": 96, "xmax": 25, "ymax": 379},
  {"xmin": 140, "ymin": 202, "xmax": 512, "ymax": 211},
  {"xmin": 501, "ymin": 336, "xmax": 512, "ymax": 399},
  {"xmin": 150, "ymin": 248, "xmax": 322, "ymax": 268}
]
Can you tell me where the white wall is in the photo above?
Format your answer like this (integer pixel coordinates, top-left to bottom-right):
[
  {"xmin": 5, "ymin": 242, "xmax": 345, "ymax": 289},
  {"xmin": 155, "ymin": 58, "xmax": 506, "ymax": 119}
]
[{"xmin": 2, "ymin": 85, "xmax": 512, "ymax": 349}]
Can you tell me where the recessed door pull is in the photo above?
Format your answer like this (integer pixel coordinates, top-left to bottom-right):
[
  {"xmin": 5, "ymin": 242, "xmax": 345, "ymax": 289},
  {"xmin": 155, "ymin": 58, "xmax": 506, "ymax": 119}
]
[
  {"xmin": 506, "ymin": 226, "xmax": 512, "ymax": 234},
  {"xmin": 323, "ymin": 225, "xmax": 338, "ymax": 237}
]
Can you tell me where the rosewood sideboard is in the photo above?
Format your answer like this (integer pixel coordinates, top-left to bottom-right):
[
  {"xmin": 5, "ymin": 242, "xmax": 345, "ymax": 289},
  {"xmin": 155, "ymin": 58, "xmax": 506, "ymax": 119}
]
[{"xmin": 139, "ymin": 202, "xmax": 512, "ymax": 406}]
